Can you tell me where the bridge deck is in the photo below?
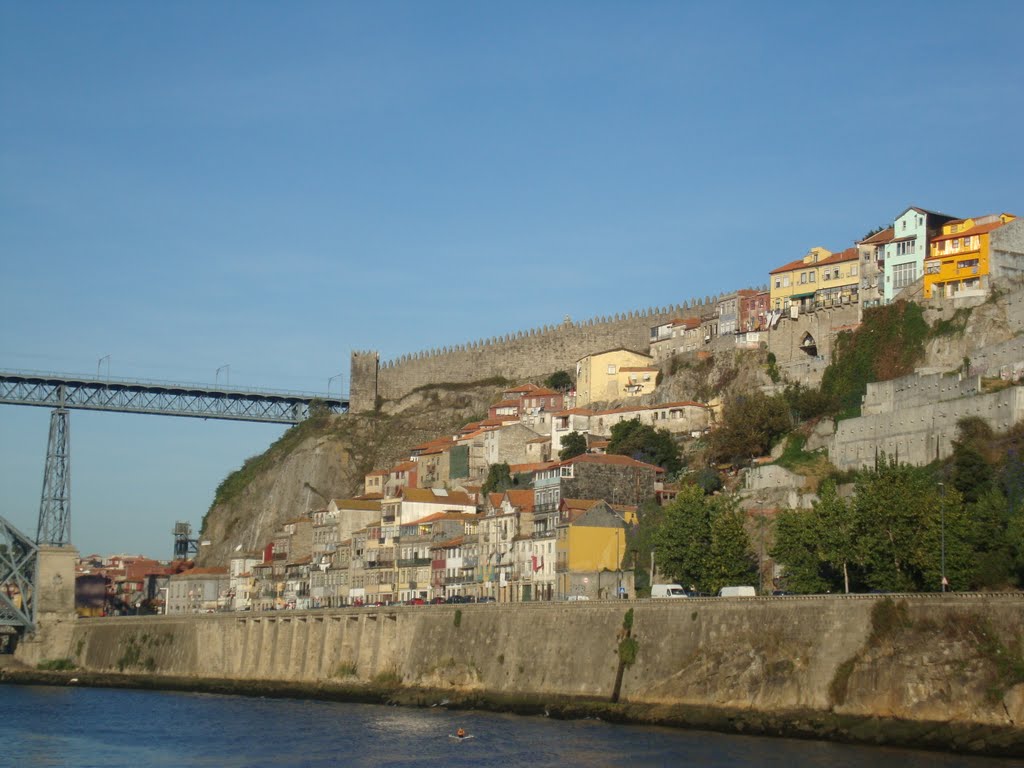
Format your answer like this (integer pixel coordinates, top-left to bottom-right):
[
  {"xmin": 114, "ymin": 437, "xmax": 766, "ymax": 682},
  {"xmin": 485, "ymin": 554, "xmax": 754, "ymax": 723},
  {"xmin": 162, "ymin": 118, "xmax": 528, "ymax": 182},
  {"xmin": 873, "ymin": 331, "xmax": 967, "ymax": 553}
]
[{"xmin": 0, "ymin": 370, "xmax": 348, "ymax": 424}]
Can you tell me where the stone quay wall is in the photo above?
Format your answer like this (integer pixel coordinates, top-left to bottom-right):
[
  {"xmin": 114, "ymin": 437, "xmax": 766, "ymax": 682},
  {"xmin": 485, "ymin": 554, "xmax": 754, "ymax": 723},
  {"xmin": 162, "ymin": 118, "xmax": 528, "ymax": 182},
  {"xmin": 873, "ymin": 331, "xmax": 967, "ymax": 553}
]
[{"xmin": 24, "ymin": 594, "xmax": 1024, "ymax": 750}]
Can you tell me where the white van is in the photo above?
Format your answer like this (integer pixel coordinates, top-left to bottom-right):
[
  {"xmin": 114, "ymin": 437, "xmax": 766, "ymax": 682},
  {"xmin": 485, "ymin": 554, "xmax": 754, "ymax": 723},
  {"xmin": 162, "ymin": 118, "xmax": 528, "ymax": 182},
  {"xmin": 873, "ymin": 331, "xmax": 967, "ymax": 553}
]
[
  {"xmin": 651, "ymin": 584, "xmax": 687, "ymax": 598},
  {"xmin": 718, "ymin": 586, "xmax": 756, "ymax": 597}
]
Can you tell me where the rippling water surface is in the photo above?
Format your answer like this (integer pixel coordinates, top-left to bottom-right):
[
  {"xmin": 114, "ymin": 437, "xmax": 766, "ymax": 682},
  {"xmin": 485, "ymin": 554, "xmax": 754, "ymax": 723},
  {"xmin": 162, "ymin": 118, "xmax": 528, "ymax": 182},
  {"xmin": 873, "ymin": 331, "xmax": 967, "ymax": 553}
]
[{"xmin": 2, "ymin": 684, "xmax": 1022, "ymax": 767}]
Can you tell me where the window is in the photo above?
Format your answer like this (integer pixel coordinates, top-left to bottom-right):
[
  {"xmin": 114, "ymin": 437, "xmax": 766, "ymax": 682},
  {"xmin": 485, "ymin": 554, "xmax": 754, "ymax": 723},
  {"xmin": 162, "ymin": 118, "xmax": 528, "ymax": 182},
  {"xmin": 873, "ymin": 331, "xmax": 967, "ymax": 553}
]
[
  {"xmin": 774, "ymin": 277, "xmax": 781, "ymax": 288},
  {"xmin": 809, "ymin": 271, "xmax": 816, "ymax": 282},
  {"xmin": 800, "ymin": 272, "xmax": 807, "ymax": 284},
  {"xmin": 783, "ymin": 276, "xmax": 791, "ymax": 287},
  {"xmin": 851, "ymin": 264, "xmax": 858, "ymax": 276},
  {"xmin": 606, "ymin": 364, "xmax": 616, "ymax": 375},
  {"xmin": 892, "ymin": 262, "xmax": 917, "ymax": 290}
]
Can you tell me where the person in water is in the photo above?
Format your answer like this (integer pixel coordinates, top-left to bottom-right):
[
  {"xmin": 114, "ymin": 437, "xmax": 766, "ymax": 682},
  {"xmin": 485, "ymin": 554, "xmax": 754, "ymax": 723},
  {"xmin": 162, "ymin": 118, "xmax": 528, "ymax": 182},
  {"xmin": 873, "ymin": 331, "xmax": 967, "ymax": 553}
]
[{"xmin": 456, "ymin": 728, "xmax": 466, "ymax": 738}]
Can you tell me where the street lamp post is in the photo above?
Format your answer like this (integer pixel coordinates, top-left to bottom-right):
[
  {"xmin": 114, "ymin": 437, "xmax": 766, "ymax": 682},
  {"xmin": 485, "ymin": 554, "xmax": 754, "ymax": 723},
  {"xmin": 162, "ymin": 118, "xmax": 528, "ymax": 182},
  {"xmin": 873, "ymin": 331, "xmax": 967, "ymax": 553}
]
[
  {"xmin": 216, "ymin": 364, "xmax": 230, "ymax": 387},
  {"xmin": 939, "ymin": 482, "xmax": 947, "ymax": 592},
  {"xmin": 328, "ymin": 372, "xmax": 344, "ymax": 396}
]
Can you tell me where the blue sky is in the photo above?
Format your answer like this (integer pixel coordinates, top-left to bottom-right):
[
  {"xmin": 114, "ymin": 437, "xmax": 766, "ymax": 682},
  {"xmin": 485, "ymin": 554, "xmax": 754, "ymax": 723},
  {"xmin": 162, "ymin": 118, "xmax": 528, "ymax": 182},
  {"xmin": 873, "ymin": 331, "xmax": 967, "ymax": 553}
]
[{"xmin": 2, "ymin": 2, "xmax": 1022, "ymax": 558}]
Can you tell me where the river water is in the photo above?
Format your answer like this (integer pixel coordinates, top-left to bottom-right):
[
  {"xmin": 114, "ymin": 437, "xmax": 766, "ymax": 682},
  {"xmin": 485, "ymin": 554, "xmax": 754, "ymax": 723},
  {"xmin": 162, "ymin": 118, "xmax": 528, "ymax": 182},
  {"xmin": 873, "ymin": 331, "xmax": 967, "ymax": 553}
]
[{"xmin": 2, "ymin": 684, "xmax": 1022, "ymax": 767}]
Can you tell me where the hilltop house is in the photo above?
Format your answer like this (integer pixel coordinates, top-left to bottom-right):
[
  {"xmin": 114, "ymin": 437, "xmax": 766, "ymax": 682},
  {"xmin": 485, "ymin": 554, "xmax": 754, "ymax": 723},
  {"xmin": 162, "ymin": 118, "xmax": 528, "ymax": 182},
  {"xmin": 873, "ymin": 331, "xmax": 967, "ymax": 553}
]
[{"xmin": 575, "ymin": 348, "xmax": 657, "ymax": 406}]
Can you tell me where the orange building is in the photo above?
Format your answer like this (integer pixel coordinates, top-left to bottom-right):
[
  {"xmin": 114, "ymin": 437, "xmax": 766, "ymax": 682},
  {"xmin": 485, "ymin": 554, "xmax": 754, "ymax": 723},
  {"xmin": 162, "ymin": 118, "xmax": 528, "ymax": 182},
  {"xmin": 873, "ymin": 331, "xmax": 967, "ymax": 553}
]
[{"xmin": 924, "ymin": 213, "xmax": 1016, "ymax": 299}]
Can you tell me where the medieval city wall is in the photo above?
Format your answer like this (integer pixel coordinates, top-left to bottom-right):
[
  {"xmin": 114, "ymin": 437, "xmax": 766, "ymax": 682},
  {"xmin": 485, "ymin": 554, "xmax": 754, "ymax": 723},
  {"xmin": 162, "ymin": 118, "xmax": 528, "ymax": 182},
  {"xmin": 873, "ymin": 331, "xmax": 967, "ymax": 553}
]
[{"xmin": 349, "ymin": 296, "xmax": 735, "ymax": 411}]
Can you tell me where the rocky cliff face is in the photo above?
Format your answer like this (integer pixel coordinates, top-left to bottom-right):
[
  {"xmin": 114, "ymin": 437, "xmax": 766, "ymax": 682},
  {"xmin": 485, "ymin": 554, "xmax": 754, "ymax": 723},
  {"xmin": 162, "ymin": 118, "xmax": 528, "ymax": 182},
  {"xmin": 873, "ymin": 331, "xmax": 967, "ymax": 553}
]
[{"xmin": 196, "ymin": 382, "xmax": 505, "ymax": 567}]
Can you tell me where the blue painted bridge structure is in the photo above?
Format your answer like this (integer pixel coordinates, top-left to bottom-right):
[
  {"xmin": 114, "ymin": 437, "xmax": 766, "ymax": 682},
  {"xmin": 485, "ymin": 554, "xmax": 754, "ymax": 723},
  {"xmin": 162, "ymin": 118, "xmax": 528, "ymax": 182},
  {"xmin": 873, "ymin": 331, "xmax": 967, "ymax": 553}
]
[{"xmin": 0, "ymin": 368, "xmax": 348, "ymax": 634}]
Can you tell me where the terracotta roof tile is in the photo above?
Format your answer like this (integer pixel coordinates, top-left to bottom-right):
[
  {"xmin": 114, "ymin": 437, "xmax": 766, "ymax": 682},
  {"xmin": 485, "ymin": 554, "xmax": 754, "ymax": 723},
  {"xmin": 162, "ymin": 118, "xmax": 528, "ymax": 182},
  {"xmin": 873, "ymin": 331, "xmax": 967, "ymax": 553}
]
[
  {"xmin": 401, "ymin": 487, "xmax": 476, "ymax": 506},
  {"xmin": 411, "ymin": 511, "xmax": 479, "ymax": 525},
  {"xmin": 558, "ymin": 453, "xmax": 665, "ymax": 472},
  {"xmin": 930, "ymin": 216, "xmax": 1014, "ymax": 244},
  {"xmin": 859, "ymin": 226, "xmax": 895, "ymax": 245}
]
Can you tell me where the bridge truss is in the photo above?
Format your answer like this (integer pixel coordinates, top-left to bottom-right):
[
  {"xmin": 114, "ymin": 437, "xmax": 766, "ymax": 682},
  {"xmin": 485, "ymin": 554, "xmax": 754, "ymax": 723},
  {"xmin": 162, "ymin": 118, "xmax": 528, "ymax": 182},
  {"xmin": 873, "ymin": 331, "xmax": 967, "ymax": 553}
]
[
  {"xmin": 0, "ymin": 369, "xmax": 348, "ymax": 634},
  {"xmin": 0, "ymin": 515, "xmax": 38, "ymax": 632},
  {"xmin": 0, "ymin": 370, "xmax": 348, "ymax": 424}
]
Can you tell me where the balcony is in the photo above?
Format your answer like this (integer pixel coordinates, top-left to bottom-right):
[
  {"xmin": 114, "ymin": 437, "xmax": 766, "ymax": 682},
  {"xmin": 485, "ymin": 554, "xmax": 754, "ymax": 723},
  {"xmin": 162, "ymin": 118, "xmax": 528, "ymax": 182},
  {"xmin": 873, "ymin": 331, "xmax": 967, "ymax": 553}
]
[{"xmin": 397, "ymin": 557, "xmax": 431, "ymax": 568}]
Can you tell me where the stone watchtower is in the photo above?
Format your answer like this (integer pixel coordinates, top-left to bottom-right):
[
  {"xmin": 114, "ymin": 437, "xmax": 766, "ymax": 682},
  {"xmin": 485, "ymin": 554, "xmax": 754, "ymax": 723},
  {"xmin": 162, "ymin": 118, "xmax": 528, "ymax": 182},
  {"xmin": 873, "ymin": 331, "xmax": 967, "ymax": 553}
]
[{"xmin": 349, "ymin": 351, "xmax": 380, "ymax": 413}]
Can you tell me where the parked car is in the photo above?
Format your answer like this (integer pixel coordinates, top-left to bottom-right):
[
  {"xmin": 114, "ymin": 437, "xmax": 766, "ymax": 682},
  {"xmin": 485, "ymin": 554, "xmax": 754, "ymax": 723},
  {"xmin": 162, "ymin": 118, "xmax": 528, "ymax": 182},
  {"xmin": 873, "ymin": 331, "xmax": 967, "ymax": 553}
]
[
  {"xmin": 477, "ymin": 596, "xmax": 496, "ymax": 603},
  {"xmin": 445, "ymin": 595, "xmax": 467, "ymax": 604},
  {"xmin": 430, "ymin": 597, "xmax": 446, "ymax": 604},
  {"xmin": 406, "ymin": 597, "xmax": 425, "ymax": 606},
  {"xmin": 718, "ymin": 586, "xmax": 757, "ymax": 597},
  {"xmin": 566, "ymin": 595, "xmax": 590, "ymax": 601},
  {"xmin": 651, "ymin": 584, "xmax": 687, "ymax": 599}
]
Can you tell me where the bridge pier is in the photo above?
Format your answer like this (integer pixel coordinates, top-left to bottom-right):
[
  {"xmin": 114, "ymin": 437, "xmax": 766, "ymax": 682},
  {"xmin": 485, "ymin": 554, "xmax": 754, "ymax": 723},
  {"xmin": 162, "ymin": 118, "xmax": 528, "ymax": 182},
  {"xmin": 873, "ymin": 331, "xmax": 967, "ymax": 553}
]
[{"xmin": 14, "ymin": 545, "xmax": 78, "ymax": 667}]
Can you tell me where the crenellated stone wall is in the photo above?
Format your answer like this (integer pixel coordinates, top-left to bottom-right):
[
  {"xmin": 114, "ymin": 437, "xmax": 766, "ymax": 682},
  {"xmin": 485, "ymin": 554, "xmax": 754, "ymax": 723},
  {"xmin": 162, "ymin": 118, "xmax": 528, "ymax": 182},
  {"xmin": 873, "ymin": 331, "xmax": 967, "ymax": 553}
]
[{"xmin": 347, "ymin": 295, "xmax": 746, "ymax": 412}]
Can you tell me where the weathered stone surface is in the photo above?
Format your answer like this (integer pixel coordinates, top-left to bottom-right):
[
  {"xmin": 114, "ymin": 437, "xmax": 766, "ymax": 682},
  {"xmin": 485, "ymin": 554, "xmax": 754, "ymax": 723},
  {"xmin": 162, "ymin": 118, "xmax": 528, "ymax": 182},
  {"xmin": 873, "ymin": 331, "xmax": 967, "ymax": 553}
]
[
  {"xmin": 16, "ymin": 594, "xmax": 1024, "ymax": 755},
  {"xmin": 197, "ymin": 383, "xmax": 504, "ymax": 566}
]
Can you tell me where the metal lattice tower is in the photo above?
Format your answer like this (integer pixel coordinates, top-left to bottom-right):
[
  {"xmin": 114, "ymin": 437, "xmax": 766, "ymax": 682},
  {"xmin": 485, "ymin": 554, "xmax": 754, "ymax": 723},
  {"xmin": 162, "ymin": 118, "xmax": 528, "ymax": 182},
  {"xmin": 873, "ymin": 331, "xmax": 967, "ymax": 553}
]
[
  {"xmin": 36, "ymin": 406, "xmax": 71, "ymax": 546},
  {"xmin": 173, "ymin": 521, "xmax": 199, "ymax": 561},
  {"xmin": 0, "ymin": 515, "xmax": 39, "ymax": 632}
]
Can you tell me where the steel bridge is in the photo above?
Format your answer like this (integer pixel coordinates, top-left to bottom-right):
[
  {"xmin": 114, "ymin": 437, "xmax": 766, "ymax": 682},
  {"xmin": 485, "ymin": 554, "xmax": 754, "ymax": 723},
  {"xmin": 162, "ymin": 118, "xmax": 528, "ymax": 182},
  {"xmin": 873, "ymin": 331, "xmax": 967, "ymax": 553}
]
[
  {"xmin": 0, "ymin": 368, "xmax": 348, "ymax": 635},
  {"xmin": 0, "ymin": 370, "xmax": 348, "ymax": 424}
]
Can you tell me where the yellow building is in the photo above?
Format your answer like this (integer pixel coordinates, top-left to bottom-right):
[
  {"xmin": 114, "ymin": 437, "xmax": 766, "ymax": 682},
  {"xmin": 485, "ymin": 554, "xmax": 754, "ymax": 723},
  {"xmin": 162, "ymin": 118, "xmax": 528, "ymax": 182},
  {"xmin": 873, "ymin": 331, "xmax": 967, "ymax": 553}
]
[
  {"xmin": 769, "ymin": 246, "xmax": 861, "ymax": 312},
  {"xmin": 769, "ymin": 246, "xmax": 832, "ymax": 311},
  {"xmin": 575, "ymin": 348, "xmax": 656, "ymax": 406},
  {"xmin": 924, "ymin": 214, "xmax": 1016, "ymax": 300},
  {"xmin": 555, "ymin": 499, "xmax": 635, "ymax": 600}
]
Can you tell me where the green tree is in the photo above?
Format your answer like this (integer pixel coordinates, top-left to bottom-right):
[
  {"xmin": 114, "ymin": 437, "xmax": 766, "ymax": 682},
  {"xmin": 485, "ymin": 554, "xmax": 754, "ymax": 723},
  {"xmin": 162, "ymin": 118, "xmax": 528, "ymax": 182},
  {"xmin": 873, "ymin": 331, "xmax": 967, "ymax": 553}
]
[
  {"xmin": 607, "ymin": 418, "xmax": 682, "ymax": 474},
  {"xmin": 772, "ymin": 508, "xmax": 831, "ymax": 594},
  {"xmin": 782, "ymin": 382, "xmax": 835, "ymax": 422},
  {"xmin": 558, "ymin": 431, "xmax": 588, "ymax": 461},
  {"xmin": 820, "ymin": 301, "xmax": 928, "ymax": 419},
  {"xmin": 771, "ymin": 481, "xmax": 854, "ymax": 594},
  {"xmin": 964, "ymin": 488, "xmax": 1015, "ymax": 589},
  {"xmin": 952, "ymin": 417, "xmax": 996, "ymax": 504},
  {"xmin": 544, "ymin": 371, "xmax": 573, "ymax": 392},
  {"xmin": 652, "ymin": 487, "xmax": 754, "ymax": 592},
  {"xmin": 707, "ymin": 392, "xmax": 790, "ymax": 466},
  {"xmin": 817, "ymin": 481, "xmax": 858, "ymax": 593},
  {"xmin": 692, "ymin": 466, "xmax": 723, "ymax": 495},
  {"xmin": 481, "ymin": 462, "xmax": 513, "ymax": 496},
  {"xmin": 705, "ymin": 498, "xmax": 757, "ymax": 594},
  {"xmin": 652, "ymin": 485, "xmax": 712, "ymax": 588},
  {"xmin": 852, "ymin": 456, "xmax": 972, "ymax": 592}
]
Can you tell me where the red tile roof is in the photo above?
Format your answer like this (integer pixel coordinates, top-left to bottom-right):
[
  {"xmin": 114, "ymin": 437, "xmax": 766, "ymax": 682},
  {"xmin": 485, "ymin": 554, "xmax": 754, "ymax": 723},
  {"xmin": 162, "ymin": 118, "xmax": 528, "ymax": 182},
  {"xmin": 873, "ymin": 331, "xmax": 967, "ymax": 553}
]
[
  {"xmin": 930, "ymin": 217, "xmax": 1013, "ymax": 243},
  {"xmin": 858, "ymin": 226, "xmax": 895, "ymax": 245},
  {"xmin": 558, "ymin": 453, "xmax": 665, "ymax": 472},
  {"xmin": 410, "ymin": 511, "xmax": 479, "ymax": 525},
  {"xmin": 502, "ymin": 489, "xmax": 535, "ymax": 512}
]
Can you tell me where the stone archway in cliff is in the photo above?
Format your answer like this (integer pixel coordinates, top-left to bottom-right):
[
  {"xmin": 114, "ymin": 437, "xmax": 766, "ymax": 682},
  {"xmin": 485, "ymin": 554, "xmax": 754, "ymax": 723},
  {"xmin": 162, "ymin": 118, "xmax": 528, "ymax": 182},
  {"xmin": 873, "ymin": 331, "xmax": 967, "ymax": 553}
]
[{"xmin": 800, "ymin": 332, "xmax": 817, "ymax": 356}]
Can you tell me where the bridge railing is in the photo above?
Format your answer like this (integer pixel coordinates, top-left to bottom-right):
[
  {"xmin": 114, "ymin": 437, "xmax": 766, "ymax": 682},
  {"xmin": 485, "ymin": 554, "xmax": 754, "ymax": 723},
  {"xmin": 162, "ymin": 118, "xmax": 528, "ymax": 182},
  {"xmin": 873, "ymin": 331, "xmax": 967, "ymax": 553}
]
[{"xmin": 0, "ymin": 368, "xmax": 347, "ymax": 400}]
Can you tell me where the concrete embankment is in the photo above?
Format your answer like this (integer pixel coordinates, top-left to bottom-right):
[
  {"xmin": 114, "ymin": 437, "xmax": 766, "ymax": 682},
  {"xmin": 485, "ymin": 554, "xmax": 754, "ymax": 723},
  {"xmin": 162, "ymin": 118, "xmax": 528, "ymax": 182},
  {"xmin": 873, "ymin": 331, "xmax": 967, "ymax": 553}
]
[{"xmin": 8, "ymin": 594, "xmax": 1024, "ymax": 757}]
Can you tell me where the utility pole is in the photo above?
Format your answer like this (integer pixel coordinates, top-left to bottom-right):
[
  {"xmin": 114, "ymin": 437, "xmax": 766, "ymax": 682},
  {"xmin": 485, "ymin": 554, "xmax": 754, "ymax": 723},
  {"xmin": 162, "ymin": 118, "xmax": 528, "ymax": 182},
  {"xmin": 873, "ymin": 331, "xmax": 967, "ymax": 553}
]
[{"xmin": 939, "ymin": 482, "xmax": 947, "ymax": 592}]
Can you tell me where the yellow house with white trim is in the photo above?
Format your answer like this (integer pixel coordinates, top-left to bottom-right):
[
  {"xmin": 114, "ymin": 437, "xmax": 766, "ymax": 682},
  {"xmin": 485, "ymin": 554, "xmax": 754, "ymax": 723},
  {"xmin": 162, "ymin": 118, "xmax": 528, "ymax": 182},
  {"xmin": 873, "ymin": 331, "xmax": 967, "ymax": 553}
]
[
  {"xmin": 924, "ymin": 213, "xmax": 1016, "ymax": 300},
  {"xmin": 575, "ymin": 348, "xmax": 656, "ymax": 406},
  {"xmin": 769, "ymin": 246, "xmax": 861, "ymax": 312}
]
